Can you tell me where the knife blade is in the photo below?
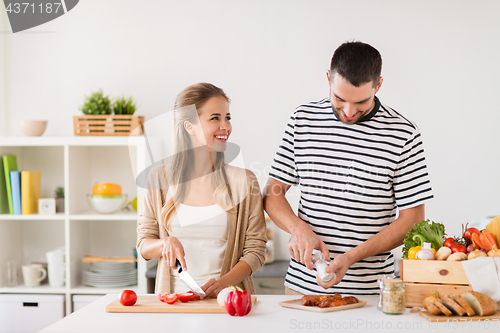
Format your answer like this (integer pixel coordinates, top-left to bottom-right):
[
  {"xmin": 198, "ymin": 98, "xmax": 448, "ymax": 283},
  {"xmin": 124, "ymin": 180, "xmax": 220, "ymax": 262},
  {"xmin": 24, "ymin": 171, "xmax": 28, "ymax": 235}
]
[{"xmin": 176, "ymin": 260, "xmax": 206, "ymax": 297}]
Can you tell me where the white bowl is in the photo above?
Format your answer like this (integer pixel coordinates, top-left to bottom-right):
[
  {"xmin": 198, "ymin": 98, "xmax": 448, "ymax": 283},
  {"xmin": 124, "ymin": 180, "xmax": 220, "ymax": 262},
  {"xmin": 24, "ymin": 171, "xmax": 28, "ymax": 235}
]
[
  {"xmin": 87, "ymin": 194, "xmax": 128, "ymax": 214},
  {"xmin": 20, "ymin": 120, "xmax": 48, "ymax": 136}
]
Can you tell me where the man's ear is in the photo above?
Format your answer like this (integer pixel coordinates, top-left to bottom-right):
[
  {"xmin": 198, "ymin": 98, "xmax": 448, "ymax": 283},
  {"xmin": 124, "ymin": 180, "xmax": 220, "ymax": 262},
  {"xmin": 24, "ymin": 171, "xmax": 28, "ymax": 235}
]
[
  {"xmin": 375, "ymin": 76, "xmax": 383, "ymax": 93},
  {"xmin": 326, "ymin": 70, "xmax": 332, "ymax": 85},
  {"xmin": 184, "ymin": 121, "xmax": 194, "ymax": 135}
]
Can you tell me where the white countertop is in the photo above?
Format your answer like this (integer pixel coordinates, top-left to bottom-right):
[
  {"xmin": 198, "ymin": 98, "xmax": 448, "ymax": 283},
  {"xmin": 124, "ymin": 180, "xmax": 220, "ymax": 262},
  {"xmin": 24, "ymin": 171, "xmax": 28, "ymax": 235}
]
[{"xmin": 40, "ymin": 294, "xmax": 499, "ymax": 333}]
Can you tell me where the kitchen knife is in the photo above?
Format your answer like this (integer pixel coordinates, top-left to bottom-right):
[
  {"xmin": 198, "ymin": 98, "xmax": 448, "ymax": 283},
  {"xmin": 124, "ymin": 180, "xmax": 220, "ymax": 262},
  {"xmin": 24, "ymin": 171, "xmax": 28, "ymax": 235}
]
[{"xmin": 176, "ymin": 260, "xmax": 206, "ymax": 297}]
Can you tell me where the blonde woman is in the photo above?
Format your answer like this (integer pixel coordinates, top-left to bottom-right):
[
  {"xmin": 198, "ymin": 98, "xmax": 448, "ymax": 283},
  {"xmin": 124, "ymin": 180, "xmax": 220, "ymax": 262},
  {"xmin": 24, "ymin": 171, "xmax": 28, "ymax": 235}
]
[{"xmin": 137, "ymin": 83, "xmax": 267, "ymax": 298}]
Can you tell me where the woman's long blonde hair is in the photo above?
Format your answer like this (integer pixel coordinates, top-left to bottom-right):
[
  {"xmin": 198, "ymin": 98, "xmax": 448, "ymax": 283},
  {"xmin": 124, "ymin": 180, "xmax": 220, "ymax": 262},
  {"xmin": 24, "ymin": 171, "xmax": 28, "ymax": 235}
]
[{"xmin": 160, "ymin": 83, "xmax": 236, "ymax": 230}]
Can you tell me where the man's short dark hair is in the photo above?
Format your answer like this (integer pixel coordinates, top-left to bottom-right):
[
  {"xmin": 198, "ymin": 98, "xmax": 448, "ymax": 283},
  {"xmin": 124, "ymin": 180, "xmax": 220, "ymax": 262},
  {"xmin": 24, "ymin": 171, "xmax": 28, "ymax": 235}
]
[{"xmin": 330, "ymin": 41, "xmax": 382, "ymax": 88}]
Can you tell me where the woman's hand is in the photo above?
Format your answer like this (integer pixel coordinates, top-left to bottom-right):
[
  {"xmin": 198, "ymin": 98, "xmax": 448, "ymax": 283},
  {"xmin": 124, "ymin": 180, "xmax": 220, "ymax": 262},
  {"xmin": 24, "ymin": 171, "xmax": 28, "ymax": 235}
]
[
  {"xmin": 200, "ymin": 278, "xmax": 226, "ymax": 298},
  {"xmin": 161, "ymin": 236, "xmax": 187, "ymax": 271}
]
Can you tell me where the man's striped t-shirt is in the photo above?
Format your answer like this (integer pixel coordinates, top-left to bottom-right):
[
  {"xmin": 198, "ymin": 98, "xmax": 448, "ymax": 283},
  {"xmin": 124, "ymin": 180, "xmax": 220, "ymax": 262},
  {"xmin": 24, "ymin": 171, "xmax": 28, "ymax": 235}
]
[{"xmin": 269, "ymin": 96, "xmax": 434, "ymax": 295}]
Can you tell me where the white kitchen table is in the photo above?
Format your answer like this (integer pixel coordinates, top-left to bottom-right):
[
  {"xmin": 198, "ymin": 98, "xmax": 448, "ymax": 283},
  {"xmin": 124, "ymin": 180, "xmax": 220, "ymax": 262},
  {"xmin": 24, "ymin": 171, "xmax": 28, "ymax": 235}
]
[{"xmin": 40, "ymin": 294, "xmax": 499, "ymax": 333}]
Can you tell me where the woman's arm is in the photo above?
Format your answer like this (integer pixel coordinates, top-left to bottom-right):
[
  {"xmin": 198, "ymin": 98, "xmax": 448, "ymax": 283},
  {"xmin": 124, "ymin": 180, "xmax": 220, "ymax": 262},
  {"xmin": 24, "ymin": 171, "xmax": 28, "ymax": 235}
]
[
  {"xmin": 140, "ymin": 237, "xmax": 187, "ymax": 271},
  {"xmin": 137, "ymin": 167, "xmax": 188, "ymax": 270}
]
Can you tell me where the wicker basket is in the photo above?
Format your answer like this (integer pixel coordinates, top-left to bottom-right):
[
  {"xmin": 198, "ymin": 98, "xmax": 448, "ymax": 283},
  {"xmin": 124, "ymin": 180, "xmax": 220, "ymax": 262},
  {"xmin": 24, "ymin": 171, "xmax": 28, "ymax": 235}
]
[{"xmin": 73, "ymin": 115, "xmax": 144, "ymax": 136}]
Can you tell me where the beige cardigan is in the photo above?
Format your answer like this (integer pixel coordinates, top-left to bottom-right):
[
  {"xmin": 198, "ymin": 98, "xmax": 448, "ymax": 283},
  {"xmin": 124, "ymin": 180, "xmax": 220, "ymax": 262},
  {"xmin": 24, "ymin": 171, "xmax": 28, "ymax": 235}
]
[{"xmin": 136, "ymin": 164, "xmax": 267, "ymax": 294}]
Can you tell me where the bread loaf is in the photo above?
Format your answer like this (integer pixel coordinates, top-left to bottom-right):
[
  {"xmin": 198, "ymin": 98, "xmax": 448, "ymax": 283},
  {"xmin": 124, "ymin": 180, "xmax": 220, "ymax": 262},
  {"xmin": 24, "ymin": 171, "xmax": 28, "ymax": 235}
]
[
  {"xmin": 442, "ymin": 295, "xmax": 466, "ymax": 316},
  {"xmin": 450, "ymin": 294, "xmax": 475, "ymax": 317},
  {"xmin": 425, "ymin": 301, "xmax": 442, "ymax": 315},
  {"xmin": 461, "ymin": 291, "xmax": 498, "ymax": 316},
  {"xmin": 432, "ymin": 299, "xmax": 453, "ymax": 316}
]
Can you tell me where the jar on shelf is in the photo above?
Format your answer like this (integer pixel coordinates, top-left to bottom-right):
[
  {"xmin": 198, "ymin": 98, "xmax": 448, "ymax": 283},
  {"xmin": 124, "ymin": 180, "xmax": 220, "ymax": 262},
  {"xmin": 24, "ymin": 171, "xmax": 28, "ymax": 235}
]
[{"xmin": 381, "ymin": 278, "xmax": 406, "ymax": 315}]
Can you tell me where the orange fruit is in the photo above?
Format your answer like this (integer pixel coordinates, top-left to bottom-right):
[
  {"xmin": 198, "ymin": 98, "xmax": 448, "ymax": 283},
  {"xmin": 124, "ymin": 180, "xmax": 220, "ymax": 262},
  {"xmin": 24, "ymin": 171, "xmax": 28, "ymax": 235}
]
[{"xmin": 93, "ymin": 183, "xmax": 122, "ymax": 196}]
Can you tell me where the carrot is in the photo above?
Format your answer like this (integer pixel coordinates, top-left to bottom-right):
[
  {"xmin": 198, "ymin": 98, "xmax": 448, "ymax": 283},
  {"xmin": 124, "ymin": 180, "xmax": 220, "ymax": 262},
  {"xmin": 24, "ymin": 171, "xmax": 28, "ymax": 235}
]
[
  {"xmin": 472, "ymin": 232, "xmax": 484, "ymax": 250},
  {"xmin": 480, "ymin": 233, "xmax": 492, "ymax": 251},
  {"xmin": 482, "ymin": 230, "xmax": 498, "ymax": 250}
]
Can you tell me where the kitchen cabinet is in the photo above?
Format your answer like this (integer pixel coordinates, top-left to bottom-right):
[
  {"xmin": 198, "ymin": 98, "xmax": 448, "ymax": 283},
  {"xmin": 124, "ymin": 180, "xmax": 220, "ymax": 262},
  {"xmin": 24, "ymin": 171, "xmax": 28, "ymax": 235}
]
[
  {"xmin": 0, "ymin": 294, "xmax": 65, "ymax": 333},
  {"xmin": 0, "ymin": 136, "xmax": 160, "ymax": 315}
]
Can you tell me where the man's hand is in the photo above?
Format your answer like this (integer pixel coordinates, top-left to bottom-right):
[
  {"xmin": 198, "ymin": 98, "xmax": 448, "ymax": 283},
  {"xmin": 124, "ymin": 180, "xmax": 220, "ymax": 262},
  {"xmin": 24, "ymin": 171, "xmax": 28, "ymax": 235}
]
[
  {"xmin": 263, "ymin": 177, "xmax": 330, "ymax": 270},
  {"xmin": 316, "ymin": 253, "xmax": 352, "ymax": 289},
  {"xmin": 289, "ymin": 223, "xmax": 330, "ymax": 270}
]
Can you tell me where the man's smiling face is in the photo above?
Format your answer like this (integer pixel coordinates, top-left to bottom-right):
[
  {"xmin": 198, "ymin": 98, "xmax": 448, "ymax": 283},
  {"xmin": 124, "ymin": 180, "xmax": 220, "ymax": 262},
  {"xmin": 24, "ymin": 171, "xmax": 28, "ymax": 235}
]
[{"xmin": 327, "ymin": 71, "xmax": 382, "ymax": 125}]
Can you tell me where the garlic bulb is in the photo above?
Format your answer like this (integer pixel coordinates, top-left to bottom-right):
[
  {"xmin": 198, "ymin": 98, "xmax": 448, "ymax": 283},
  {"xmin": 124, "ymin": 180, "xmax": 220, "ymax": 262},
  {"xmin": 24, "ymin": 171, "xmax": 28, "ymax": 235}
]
[{"xmin": 416, "ymin": 242, "xmax": 435, "ymax": 260}]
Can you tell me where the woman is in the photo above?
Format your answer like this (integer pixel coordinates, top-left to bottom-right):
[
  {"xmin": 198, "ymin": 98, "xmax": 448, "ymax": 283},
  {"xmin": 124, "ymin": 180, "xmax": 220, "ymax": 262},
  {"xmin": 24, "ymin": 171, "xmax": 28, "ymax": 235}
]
[{"xmin": 137, "ymin": 83, "xmax": 267, "ymax": 298}]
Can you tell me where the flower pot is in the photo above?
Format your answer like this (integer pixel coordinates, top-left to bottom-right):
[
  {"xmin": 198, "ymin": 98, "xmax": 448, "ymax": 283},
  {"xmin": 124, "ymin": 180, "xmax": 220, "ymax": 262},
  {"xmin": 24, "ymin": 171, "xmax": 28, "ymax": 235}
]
[{"xmin": 55, "ymin": 198, "xmax": 64, "ymax": 213}]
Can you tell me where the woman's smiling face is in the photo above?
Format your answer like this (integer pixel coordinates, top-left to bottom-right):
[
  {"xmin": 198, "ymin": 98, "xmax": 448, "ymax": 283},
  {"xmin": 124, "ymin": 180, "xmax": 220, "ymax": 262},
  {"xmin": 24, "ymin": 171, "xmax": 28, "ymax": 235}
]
[{"xmin": 187, "ymin": 95, "xmax": 232, "ymax": 152}]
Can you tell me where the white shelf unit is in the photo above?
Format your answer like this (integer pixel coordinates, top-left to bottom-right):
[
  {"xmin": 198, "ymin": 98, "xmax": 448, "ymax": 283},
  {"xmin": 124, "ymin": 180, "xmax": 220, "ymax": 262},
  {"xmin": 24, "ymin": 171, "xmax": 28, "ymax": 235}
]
[{"xmin": 0, "ymin": 136, "xmax": 160, "ymax": 315}]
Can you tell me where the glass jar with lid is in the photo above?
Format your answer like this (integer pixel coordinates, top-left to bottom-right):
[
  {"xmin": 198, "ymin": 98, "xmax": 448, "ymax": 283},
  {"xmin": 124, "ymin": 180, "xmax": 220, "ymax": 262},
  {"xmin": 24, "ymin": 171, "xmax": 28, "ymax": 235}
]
[{"xmin": 381, "ymin": 278, "xmax": 406, "ymax": 315}]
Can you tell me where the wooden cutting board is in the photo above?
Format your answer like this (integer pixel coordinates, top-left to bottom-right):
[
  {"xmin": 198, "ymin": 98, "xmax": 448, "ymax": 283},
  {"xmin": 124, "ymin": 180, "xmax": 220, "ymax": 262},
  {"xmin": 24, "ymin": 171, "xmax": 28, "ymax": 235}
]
[
  {"xmin": 106, "ymin": 295, "xmax": 257, "ymax": 313},
  {"xmin": 419, "ymin": 310, "xmax": 500, "ymax": 322},
  {"xmin": 279, "ymin": 298, "xmax": 367, "ymax": 313}
]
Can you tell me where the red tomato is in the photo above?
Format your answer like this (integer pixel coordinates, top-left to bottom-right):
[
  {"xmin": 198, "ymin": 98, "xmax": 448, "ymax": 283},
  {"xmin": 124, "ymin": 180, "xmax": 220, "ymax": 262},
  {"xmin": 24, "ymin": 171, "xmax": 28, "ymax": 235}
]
[
  {"xmin": 463, "ymin": 227, "xmax": 480, "ymax": 245},
  {"xmin": 451, "ymin": 244, "xmax": 467, "ymax": 254},
  {"xmin": 443, "ymin": 237, "xmax": 455, "ymax": 248},
  {"xmin": 158, "ymin": 293, "xmax": 168, "ymax": 302},
  {"xmin": 119, "ymin": 290, "xmax": 137, "ymax": 306},
  {"xmin": 178, "ymin": 291, "xmax": 194, "ymax": 303},
  {"xmin": 164, "ymin": 293, "xmax": 179, "ymax": 304}
]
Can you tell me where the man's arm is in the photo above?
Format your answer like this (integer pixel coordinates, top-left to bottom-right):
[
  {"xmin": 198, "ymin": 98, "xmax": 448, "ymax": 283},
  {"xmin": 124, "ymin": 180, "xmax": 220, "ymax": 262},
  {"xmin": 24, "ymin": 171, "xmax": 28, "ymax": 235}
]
[
  {"xmin": 262, "ymin": 178, "xmax": 330, "ymax": 270},
  {"xmin": 318, "ymin": 204, "xmax": 425, "ymax": 288}
]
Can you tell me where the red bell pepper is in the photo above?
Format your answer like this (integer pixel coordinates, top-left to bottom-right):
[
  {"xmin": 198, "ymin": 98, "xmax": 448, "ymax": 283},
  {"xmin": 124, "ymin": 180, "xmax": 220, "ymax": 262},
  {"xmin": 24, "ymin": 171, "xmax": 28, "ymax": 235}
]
[{"xmin": 224, "ymin": 289, "xmax": 252, "ymax": 316}]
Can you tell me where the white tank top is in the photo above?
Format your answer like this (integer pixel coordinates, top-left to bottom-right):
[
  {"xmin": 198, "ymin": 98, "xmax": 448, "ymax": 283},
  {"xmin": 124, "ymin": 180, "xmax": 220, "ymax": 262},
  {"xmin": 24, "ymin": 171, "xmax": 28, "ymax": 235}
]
[{"xmin": 169, "ymin": 203, "xmax": 228, "ymax": 293}]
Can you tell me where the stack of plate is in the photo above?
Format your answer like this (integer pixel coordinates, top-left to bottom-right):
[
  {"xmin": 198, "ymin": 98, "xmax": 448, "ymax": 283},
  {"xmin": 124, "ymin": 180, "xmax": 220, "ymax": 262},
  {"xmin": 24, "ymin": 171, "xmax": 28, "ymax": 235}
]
[{"xmin": 83, "ymin": 262, "xmax": 137, "ymax": 288}]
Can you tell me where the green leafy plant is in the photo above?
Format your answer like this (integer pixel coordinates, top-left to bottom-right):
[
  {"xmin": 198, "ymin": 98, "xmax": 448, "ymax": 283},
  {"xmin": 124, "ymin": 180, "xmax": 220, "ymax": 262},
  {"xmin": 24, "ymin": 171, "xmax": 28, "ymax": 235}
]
[
  {"xmin": 113, "ymin": 96, "xmax": 137, "ymax": 115},
  {"xmin": 80, "ymin": 90, "xmax": 112, "ymax": 115},
  {"xmin": 54, "ymin": 186, "xmax": 64, "ymax": 199},
  {"xmin": 402, "ymin": 219, "xmax": 446, "ymax": 259}
]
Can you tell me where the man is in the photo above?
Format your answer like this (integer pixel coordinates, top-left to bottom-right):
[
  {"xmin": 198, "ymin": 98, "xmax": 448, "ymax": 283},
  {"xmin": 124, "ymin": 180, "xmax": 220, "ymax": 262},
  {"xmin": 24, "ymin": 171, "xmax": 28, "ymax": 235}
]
[{"xmin": 263, "ymin": 41, "xmax": 433, "ymax": 295}]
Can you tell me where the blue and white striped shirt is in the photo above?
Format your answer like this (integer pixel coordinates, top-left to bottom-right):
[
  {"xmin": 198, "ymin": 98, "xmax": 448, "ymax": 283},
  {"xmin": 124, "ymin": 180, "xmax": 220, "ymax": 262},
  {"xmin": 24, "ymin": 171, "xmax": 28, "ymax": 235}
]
[{"xmin": 269, "ymin": 97, "xmax": 433, "ymax": 295}]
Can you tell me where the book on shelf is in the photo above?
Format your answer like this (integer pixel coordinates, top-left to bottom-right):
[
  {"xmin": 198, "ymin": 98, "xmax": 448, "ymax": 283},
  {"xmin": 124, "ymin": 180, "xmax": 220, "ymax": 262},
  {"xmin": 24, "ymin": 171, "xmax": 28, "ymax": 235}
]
[
  {"xmin": 0, "ymin": 156, "xmax": 9, "ymax": 214},
  {"xmin": 2, "ymin": 155, "xmax": 18, "ymax": 214},
  {"xmin": 21, "ymin": 171, "xmax": 41, "ymax": 214},
  {"xmin": 10, "ymin": 171, "xmax": 21, "ymax": 215}
]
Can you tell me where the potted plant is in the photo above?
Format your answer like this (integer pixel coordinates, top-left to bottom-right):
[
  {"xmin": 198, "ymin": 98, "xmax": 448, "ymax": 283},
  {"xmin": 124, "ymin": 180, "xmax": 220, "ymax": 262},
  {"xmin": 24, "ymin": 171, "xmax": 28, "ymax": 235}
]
[
  {"xmin": 74, "ymin": 90, "xmax": 144, "ymax": 136},
  {"xmin": 80, "ymin": 89, "xmax": 112, "ymax": 115},
  {"xmin": 113, "ymin": 96, "xmax": 136, "ymax": 115},
  {"xmin": 54, "ymin": 186, "xmax": 64, "ymax": 213}
]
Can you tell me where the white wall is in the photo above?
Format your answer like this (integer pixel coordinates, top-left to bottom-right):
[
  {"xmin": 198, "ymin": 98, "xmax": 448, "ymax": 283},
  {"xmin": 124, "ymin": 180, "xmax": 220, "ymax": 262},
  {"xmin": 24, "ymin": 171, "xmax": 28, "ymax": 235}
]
[{"xmin": 2, "ymin": 0, "xmax": 500, "ymax": 260}]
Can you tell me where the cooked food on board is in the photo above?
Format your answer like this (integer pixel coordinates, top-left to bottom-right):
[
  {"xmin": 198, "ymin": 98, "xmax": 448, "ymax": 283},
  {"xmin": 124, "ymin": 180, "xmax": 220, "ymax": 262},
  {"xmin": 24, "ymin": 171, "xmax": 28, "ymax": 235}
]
[{"xmin": 301, "ymin": 294, "xmax": 359, "ymax": 308}]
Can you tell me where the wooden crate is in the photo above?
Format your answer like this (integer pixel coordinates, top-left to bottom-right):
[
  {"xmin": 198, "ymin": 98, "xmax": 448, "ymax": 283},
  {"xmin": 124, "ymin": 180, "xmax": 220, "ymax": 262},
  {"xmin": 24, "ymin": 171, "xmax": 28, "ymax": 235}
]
[
  {"xmin": 73, "ymin": 115, "xmax": 144, "ymax": 136},
  {"xmin": 400, "ymin": 259, "xmax": 473, "ymax": 307}
]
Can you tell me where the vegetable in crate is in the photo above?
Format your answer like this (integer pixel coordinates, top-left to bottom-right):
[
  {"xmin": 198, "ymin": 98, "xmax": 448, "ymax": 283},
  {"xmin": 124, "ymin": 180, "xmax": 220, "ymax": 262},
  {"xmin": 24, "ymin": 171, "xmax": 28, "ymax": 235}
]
[
  {"xmin": 402, "ymin": 219, "xmax": 446, "ymax": 259},
  {"xmin": 486, "ymin": 216, "xmax": 500, "ymax": 248}
]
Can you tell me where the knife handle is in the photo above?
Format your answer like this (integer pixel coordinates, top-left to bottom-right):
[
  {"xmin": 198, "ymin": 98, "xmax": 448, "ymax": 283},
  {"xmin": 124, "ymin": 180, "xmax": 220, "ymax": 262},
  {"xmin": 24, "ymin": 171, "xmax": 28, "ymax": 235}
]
[{"xmin": 176, "ymin": 259, "xmax": 182, "ymax": 273}]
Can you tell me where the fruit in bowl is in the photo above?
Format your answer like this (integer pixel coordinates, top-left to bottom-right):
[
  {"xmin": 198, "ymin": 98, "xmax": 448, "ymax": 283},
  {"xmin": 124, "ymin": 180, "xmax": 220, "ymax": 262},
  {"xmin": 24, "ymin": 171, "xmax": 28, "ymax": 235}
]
[
  {"xmin": 87, "ymin": 194, "xmax": 128, "ymax": 214},
  {"xmin": 93, "ymin": 183, "xmax": 122, "ymax": 196}
]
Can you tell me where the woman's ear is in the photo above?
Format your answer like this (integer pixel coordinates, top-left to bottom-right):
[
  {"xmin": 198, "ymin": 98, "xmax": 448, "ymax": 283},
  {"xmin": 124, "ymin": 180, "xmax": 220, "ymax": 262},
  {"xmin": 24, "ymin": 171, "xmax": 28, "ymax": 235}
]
[{"xmin": 184, "ymin": 121, "xmax": 195, "ymax": 135}]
